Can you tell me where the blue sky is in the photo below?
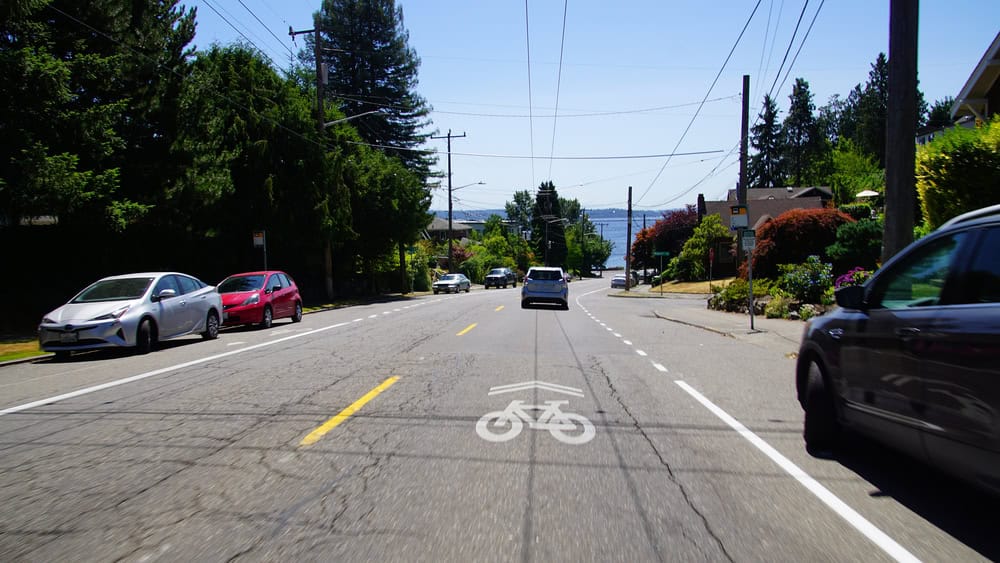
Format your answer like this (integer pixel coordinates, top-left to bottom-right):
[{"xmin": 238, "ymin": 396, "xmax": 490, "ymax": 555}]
[{"xmin": 191, "ymin": 1, "xmax": 997, "ymax": 212}]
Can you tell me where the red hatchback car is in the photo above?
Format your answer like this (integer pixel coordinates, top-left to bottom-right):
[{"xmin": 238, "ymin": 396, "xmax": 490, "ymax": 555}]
[{"xmin": 218, "ymin": 271, "xmax": 303, "ymax": 329}]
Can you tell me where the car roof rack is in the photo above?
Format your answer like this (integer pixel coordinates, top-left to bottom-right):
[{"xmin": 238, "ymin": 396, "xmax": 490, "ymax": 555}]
[{"xmin": 938, "ymin": 204, "xmax": 1000, "ymax": 230}]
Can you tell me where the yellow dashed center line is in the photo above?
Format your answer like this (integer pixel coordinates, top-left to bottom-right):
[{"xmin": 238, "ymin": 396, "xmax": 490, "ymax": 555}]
[
  {"xmin": 495, "ymin": 305, "xmax": 505, "ymax": 312},
  {"xmin": 456, "ymin": 323, "xmax": 477, "ymax": 336},
  {"xmin": 299, "ymin": 376, "xmax": 400, "ymax": 446}
]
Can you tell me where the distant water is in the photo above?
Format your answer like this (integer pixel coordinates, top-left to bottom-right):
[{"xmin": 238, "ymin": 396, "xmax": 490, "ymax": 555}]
[{"xmin": 434, "ymin": 208, "xmax": 667, "ymax": 269}]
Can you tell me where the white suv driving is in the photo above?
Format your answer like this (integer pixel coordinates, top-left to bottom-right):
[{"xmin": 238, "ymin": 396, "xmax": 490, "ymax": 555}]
[{"xmin": 520, "ymin": 267, "xmax": 569, "ymax": 310}]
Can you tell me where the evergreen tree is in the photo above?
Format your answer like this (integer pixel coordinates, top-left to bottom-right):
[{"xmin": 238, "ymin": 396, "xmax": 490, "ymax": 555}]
[
  {"xmin": 855, "ymin": 53, "xmax": 889, "ymax": 166},
  {"xmin": 530, "ymin": 181, "xmax": 567, "ymax": 267},
  {"xmin": 749, "ymin": 94, "xmax": 783, "ymax": 189},
  {"xmin": 505, "ymin": 189, "xmax": 534, "ymax": 235},
  {"xmin": 309, "ymin": 0, "xmax": 435, "ymax": 179},
  {"xmin": 926, "ymin": 97, "xmax": 956, "ymax": 129},
  {"xmin": 781, "ymin": 78, "xmax": 822, "ymax": 186}
]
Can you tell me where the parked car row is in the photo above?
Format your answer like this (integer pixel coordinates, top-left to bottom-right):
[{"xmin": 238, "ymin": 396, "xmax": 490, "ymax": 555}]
[{"xmin": 38, "ymin": 270, "xmax": 302, "ymax": 358}]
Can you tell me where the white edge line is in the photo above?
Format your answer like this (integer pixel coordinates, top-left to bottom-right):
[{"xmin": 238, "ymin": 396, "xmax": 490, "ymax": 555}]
[
  {"xmin": 652, "ymin": 363, "xmax": 668, "ymax": 372},
  {"xmin": 673, "ymin": 380, "xmax": 920, "ymax": 563},
  {"xmin": 636, "ymin": 350, "xmax": 648, "ymax": 356},
  {"xmin": 0, "ymin": 321, "xmax": 353, "ymax": 417}
]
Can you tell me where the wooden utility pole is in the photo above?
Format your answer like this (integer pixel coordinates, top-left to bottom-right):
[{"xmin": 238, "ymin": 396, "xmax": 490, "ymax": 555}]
[
  {"xmin": 291, "ymin": 18, "xmax": 334, "ymax": 298},
  {"xmin": 883, "ymin": 0, "xmax": 919, "ymax": 262},
  {"xmin": 430, "ymin": 130, "xmax": 466, "ymax": 272},
  {"xmin": 737, "ymin": 75, "xmax": 750, "ymax": 266},
  {"xmin": 625, "ymin": 186, "xmax": 633, "ymax": 292}
]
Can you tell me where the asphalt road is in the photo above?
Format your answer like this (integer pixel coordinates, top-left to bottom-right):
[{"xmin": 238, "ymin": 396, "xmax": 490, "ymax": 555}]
[{"xmin": 1, "ymin": 279, "xmax": 996, "ymax": 562}]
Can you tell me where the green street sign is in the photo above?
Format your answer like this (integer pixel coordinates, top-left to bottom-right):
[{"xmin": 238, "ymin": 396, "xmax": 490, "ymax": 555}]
[{"xmin": 653, "ymin": 250, "xmax": 670, "ymax": 257}]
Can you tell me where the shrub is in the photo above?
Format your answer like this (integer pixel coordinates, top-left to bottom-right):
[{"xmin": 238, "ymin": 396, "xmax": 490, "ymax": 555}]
[
  {"xmin": 709, "ymin": 277, "xmax": 771, "ymax": 311},
  {"xmin": 798, "ymin": 303, "xmax": 819, "ymax": 321},
  {"xmin": 916, "ymin": 115, "xmax": 1000, "ymax": 230},
  {"xmin": 765, "ymin": 293, "xmax": 792, "ymax": 318},
  {"xmin": 745, "ymin": 208, "xmax": 854, "ymax": 280},
  {"xmin": 838, "ymin": 203, "xmax": 874, "ymax": 221},
  {"xmin": 834, "ymin": 266, "xmax": 874, "ymax": 289},
  {"xmin": 776, "ymin": 255, "xmax": 832, "ymax": 304},
  {"xmin": 826, "ymin": 218, "xmax": 883, "ymax": 272},
  {"xmin": 669, "ymin": 214, "xmax": 732, "ymax": 281}
]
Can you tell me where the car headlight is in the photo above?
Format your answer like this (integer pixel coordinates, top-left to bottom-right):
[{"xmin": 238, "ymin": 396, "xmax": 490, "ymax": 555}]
[
  {"xmin": 92, "ymin": 305, "xmax": 130, "ymax": 321},
  {"xmin": 241, "ymin": 293, "xmax": 260, "ymax": 306}
]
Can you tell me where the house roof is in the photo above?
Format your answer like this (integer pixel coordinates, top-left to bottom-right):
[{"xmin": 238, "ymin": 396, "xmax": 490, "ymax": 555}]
[
  {"xmin": 726, "ymin": 186, "xmax": 832, "ymax": 202},
  {"xmin": 703, "ymin": 197, "xmax": 827, "ymax": 232},
  {"xmin": 952, "ymin": 31, "xmax": 1000, "ymax": 120}
]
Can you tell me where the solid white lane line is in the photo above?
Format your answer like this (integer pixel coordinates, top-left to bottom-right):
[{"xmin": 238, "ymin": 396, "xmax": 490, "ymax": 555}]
[
  {"xmin": 2, "ymin": 317, "xmax": 360, "ymax": 416},
  {"xmin": 674, "ymin": 380, "xmax": 920, "ymax": 563}
]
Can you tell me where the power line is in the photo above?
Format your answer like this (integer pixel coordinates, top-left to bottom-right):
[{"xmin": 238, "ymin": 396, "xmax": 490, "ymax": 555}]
[
  {"xmin": 523, "ymin": 0, "xmax": 536, "ymax": 191},
  {"xmin": 765, "ymin": 0, "xmax": 810, "ymax": 102},
  {"xmin": 773, "ymin": 0, "xmax": 825, "ymax": 98},
  {"xmin": 636, "ymin": 0, "xmax": 764, "ymax": 205},
  {"xmin": 547, "ymin": 0, "xmax": 569, "ymax": 180},
  {"xmin": 199, "ymin": 0, "xmax": 280, "ymax": 70},
  {"xmin": 235, "ymin": 0, "xmax": 295, "ymax": 59}
]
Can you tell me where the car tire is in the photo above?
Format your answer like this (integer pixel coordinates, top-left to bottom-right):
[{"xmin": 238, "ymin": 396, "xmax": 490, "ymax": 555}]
[
  {"xmin": 136, "ymin": 319, "xmax": 155, "ymax": 355},
  {"xmin": 561, "ymin": 301, "xmax": 569, "ymax": 310},
  {"xmin": 513, "ymin": 280, "xmax": 517, "ymax": 288},
  {"xmin": 465, "ymin": 286, "xmax": 470, "ymax": 293},
  {"xmin": 433, "ymin": 289, "xmax": 439, "ymax": 294},
  {"xmin": 54, "ymin": 351, "xmax": 71, "ymax": 362},
  {"xmin": 259, "ymin": 306, "xmax": 273, "ymax": 329},
  {"xmin": 291, "ymin": 302, "xmax": 303, "ymax": 323},
  {"xmin": 202, "ymin": 311, "xmax": 220, "ymax": 340},
  {"xmin": 803, "ymin": 359, "xmax": 840, "ymax": 454},
  {"xmin": 521, "ymin": 300, "xmax": 529, "ymax": 309}
]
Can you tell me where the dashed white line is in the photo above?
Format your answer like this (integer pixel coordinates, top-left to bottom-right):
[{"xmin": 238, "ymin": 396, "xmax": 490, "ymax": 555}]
[
  {"xmin": 636, "ymin": 350, "xmax": 647, "ymax": 357},
  {"xmin": 623, "ymin": 340, "xmax": 633, "ymax": 346},
  {"xmin": 652, "ymin": 362, "xmax": 668, "ymax": 372}
]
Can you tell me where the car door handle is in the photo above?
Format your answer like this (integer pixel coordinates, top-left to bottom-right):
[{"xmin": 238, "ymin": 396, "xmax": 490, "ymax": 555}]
[{"xmin": 895, "ymin": 327, "xmax": 920, "ymax": 338}]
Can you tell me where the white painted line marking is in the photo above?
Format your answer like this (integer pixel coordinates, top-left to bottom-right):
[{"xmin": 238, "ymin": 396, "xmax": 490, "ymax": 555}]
[
  {"xmin": 606, "ymin": 327, "xmax": 614, "ymax": 332},
  {"xmin": 369, "ymin": 314, "xmax": 378, "ymax": 319},
  {"xmin": 227, "ymin": 342, "xmax": 246, "ymax": 346},
  {"xmin": 382, "ymin": 311, "xmax": 391, "ymax": 315},
  {"xmin": 674, "ymin": 380, "xmax": 920, "ymax": 563},
  {"xmin": 1, "ymin": 321, "xmax": 354, "ymax": 417},
  {"xmin": 652, "ymin": 363, "xmax": 668, "ymax": 372},
  {"xmin": 352, "ymin": 318, "xmax": 364, "ymax": 322},
  {"xmin": 636, "ymin": 350, "xmax": 647, "ymax": 357},
  {"xmin": 614, "ymin": 333, "xmax": 622, "ymax": 338},
  {"xmin": 623, "ymin": 340, "xmax": 633, "ymax": 346}
]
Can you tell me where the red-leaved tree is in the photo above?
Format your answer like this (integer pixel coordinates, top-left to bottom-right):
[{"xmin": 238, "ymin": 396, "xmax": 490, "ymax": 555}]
[{"xmin": 744, "ymin": 208, "xmax": 854, "ymax": 279}]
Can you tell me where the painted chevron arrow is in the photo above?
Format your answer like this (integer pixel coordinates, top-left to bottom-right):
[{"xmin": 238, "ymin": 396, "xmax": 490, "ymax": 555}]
[{"xmin": 487, "ymin": 380, "xmax": 585, "ymax": 397}]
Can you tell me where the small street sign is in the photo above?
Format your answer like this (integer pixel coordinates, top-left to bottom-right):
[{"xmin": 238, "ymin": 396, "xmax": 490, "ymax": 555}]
[
  {"xmin": 730, "ymin": 205, "xmax": 748, "ymax": 229},
  {"xmin": 653, "ymin": 250, "xmax": 670, "ymax": 257},
  {"xmin": 741, "ymin": 229, "xmax": 756, "ymax": 251},
  {"xmin": 252, "ymin": 230, "xmax": 266, "ymax": 248}
]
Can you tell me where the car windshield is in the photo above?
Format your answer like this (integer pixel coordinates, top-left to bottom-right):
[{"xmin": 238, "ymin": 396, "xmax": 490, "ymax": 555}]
[
  {"xmin": 528, "ymin": 269, "xmax": 562, "ymax": 281},
  {"xmin": 72, "ymin": 277, "xmax": 154, "ymax": 303},
  {"xmin": 488, "ymin": 269, "xmax": 505, "ymax": 275},
  {"xmin": 439, "ymin": 274, "xmax": 461, "ymax": 282},
  {"xmin": 219, "ymin": 275, "xmax": 266, "ymax": 293}
]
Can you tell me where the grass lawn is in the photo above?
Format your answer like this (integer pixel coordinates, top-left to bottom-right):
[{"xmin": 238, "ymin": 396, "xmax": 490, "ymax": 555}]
[{"xmin": 0, "ymin": 339, "xmax": 45, "ymax": 363}]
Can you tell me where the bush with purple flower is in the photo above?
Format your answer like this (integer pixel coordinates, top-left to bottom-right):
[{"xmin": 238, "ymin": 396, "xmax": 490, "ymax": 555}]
[{"xmin": 835, "ymin": 266, "xmax": 874, "ymax": 289}]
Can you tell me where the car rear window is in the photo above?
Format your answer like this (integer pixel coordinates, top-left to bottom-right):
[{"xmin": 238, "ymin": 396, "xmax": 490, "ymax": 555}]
[{"xmin": 528, "ymin": 269, "xmax": 562, "ymax": 281}]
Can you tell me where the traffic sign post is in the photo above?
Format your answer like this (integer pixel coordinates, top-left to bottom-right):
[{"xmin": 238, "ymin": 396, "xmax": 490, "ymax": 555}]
[
  {"xmin": 253, "ymin": 230, "xmax": 268, "ymax": 271},
  {"xmin": 740, "ymin": 229, "xmax": 756, "ymax": 331},
  {"xmin": 654, "ymin": 251, "xmax": 670, "ymax": 295}
]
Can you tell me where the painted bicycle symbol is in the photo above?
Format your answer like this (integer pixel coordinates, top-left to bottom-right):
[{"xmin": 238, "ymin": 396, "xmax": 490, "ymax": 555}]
[{"xmin": 476, "ymin": 399, "xmax": 595, "ymax": 445}]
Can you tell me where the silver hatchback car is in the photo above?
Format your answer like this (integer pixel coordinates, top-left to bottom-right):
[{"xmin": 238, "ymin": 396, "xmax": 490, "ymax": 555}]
[
  {"xmin": 38, "ymin": 272, "xmax": 223, "ymax": 359},
  {"xmin": 521, "ymin": 266, "xmax": 569, "ymax": 310}
]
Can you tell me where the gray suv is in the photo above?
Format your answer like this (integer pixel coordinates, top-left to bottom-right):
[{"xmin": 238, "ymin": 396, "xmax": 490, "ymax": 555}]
[{"xmin": 796, "ymin": 204, "xmax": 1000, "ymax": 493}]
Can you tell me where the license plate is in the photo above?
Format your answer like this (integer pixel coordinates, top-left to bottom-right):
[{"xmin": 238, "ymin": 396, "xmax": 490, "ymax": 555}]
[{"xmin": 59, "ymin": 332, "xmax": 78, "ymax": 343}]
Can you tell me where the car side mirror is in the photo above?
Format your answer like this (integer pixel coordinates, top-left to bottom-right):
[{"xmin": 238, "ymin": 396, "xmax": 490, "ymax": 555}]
[
  {"xmin": 834, "ymin": 285, "xmax": 865, "ymax": 310},
  {"xmin": 154, "ymin": 288, "xmax": 177, "ymax": 302}
]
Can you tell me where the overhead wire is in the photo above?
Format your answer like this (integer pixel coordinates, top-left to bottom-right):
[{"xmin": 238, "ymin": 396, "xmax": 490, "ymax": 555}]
[
  {"xmin": 235, "ymin": 0, "xmax": 295, "ymax": 60},
  {"xmin": 523, "ymin": 0, "xmax": 537, "ymax": 191},
  {"xmin": 546, "ymin": 0, "xmax": 569, "ymax": 181},
  {"xmin": 636, "ymin": 0, "xmax": 764, "ymax": 206},
  {"xmin": 765, "ymin": 0, "xmax": 810, "ymax": 102},
  {"xmin": 199, "ymin": 0, "xmax": 281, "ymax": 70},
  {"xmin": 773, "ymin": 0, "xmax": 825, "ymax": 98}
]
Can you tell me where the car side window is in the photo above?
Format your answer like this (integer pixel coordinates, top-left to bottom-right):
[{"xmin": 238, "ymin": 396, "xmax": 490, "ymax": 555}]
[
  {"xmin": 153, "ymin": 275, "xmax": 180, "ymax": 297},
  {"xmin": 176, "ymin": 275, "xmax": 199, "ymax": 295},
  {"xmin": 267, "ymin": 275, "xmax": 282, "ymax": 291},
  {"xmin": 278, "ymin": 273, "xmax": 292, "ymax": 287},
  {"xmin": 870, "ymin": 232, "xmax": 966, "ymax": 310},
  {"xmin": 952, "ymin": 227, "xmax": 1000, "ymax": 304}
]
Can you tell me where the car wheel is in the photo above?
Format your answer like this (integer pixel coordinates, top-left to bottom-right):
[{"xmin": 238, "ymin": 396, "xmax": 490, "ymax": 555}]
[
  {"xmin": 561, "ymin": 301, "xmax": 569, "ymax": 310},
  {"xmin": 465, "ymin": 286, "xmax": 470, "ymax": 293},
  {"xmin": 803, "ymin": 359, "xmax": 840, "ymax": 454},
  {"xmin": 53, "ymin": 351, "xmax": 71, "ymax": 362},
  {"xmin": 433, "ymin": 289, "xmax": 439, "ymax": 294},
  {"xmin": 259, "ymin": 306, "xmax": 273, "ymax": 329},
  {"xmin": 521, "ymin": 300, "xmax": 528, "ymax": 309},
  {"xmin": 136, "ymin": 319, "xmax": 155, "ymax": 355},
  {"xmin": 513, "ymin": 280, "xmax": 517, "ymax": 288},
  {"xmin": 291, "ymin": 302, "xmax": 303, "ymax": 323},
  {"xmin": 202, "ymin": 311, "xmax": 220, "ymax": 340}
]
